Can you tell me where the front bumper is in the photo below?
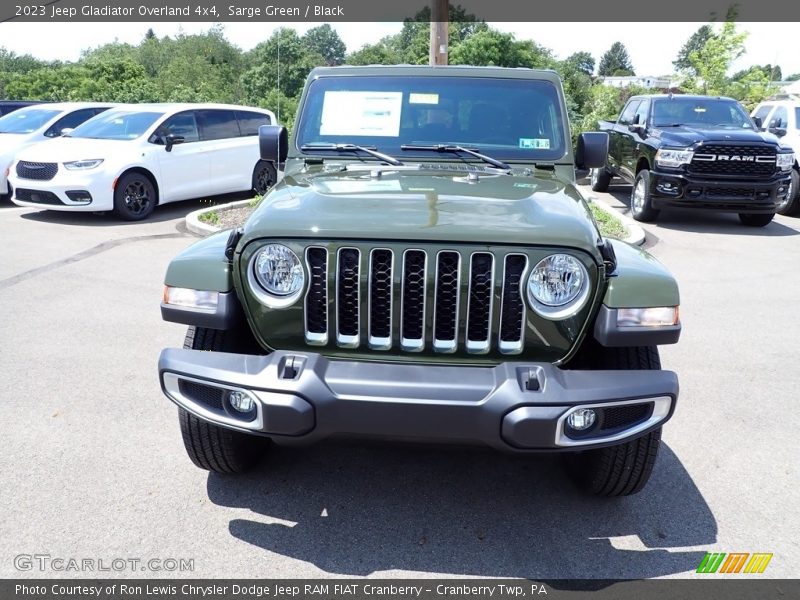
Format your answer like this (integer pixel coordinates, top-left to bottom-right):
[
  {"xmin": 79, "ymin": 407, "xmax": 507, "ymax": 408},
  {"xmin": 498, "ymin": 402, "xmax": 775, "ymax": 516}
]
[
  {"xmin": 158, "ymin": 349, "xmax": 678, "ymax": 452},
  {"xmin": 649, "ymin": 169, "xmax": 791, "ymax": 213},
  {"xmin": 8, "ymin": 172, "xmax": 113, "ymax": 211}
]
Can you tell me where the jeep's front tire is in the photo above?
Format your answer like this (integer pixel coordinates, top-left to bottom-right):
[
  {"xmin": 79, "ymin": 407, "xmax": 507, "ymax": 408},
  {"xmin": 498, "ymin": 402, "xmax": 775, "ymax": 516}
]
[
  {"xmin": 178, "ymin": 326, "xmax": 269, "ymax": 474},
  {"xmin": 565, "ymin": 346, "xmax": 663, "ymax": 497}
]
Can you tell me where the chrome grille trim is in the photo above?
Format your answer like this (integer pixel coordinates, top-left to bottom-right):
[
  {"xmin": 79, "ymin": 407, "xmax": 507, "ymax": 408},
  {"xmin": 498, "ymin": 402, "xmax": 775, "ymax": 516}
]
[
  {"xmin": 368, "ymin": 248, "xmax": 394, "ymax": 350},
  {"xmin": 432, "ymin": 250, "xmax": 461, "ymax": 353},
  {"xmin": 465, "ymin": 252, "xmax": 496, "ymax": 354},
  {"xmin": 335, "ymin": 247, "xmax": 361, "ymax": 348},
  {"xmin": 400, "ymin": 249, "xmax": 427, "ymax": 352},
  {"xmin": 303, "ymin": 246, "xmax": 328, "ymax": 346},
  {"xmin": 498, "ymin": 253, "xmax": 529, "ymax": 355}
]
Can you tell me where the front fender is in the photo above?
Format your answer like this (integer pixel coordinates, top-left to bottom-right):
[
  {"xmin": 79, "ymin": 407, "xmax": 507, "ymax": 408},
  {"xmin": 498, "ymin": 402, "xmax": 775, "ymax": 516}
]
[
  {"xmin": 593, "ymin": 239, "xmax": 681, "ymax": 347},
  {"xmin": 603, "ymin": 239, "xmax": 679, "ymax": 308},
  {"xmin": 165, "ymin": 230, "xmax": 235, "ymax": 292},
  {"xmin": 161, "ymin": 230, "xmax": 244, "ymax": 330}
]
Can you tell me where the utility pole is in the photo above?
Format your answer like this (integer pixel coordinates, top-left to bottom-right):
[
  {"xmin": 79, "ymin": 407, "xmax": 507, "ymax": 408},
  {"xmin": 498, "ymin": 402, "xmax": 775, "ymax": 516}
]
[{"xmin": 429, "ymin": 0, "xmax": 449, "ymax": 66}]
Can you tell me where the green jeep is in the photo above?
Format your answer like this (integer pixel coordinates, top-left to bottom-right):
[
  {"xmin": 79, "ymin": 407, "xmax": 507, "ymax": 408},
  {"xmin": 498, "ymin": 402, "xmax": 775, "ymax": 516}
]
[{"xmin": 158, "ymin": 66, "xmax": 681, "ymax": 496}]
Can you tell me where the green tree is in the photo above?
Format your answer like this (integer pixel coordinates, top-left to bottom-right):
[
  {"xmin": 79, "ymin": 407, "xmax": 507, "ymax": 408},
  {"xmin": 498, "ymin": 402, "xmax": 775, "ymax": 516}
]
[
  {"xmin": 565, "ymin": 51, "xmax": 595, "ymax": 76},
  {"xmin": 303, "ymin": 24, "xmax": 346, "ymax": 66},
  {"xmin": 241, "ymin": 28, "xmax": 325, "ymax": 113},
  {"xmin": 598, "ymin": 42, "xmax": 634, "ymax": 76},
  {"xmin": 449, "ymin": 30, "xmax": 553, "ymax": 68},
  {"xmin": 786, "ymin": 73, "xmax": 800, "ymax": 82},
  {"xmin": 673, "ymin": 25, "xmax": 712, "ymax": 73},
  {"xmin": 683, "ymin": 20, "xmax": 747, "ymax": 95},
  {"xmin": 347, "ymin": 38, "xmax": 402, "ymax": 65}
]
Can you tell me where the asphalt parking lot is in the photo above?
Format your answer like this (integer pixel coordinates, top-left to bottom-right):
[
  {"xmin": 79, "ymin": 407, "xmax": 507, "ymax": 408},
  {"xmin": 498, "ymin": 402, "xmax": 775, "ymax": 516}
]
[{"xmin": 1, "ymin": 191, "xmax": 799, "ymax": 580}]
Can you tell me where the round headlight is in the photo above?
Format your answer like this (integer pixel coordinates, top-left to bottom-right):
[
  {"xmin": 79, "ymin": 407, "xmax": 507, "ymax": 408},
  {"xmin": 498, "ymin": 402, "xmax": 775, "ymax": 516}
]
[
  {"xmin": 527, "ymin": 254, "xmax": 589, "ymax": 318},
  {"xmin": 253, "ymin": 244, "xmax": 304, "ymax": 297}
]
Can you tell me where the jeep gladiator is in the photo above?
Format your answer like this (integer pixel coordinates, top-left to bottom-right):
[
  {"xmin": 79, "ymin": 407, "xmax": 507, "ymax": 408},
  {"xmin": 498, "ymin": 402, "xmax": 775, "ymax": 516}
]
[{"xmin": 158, "ymin": 66, "xmax": 682, "ymax": 496}]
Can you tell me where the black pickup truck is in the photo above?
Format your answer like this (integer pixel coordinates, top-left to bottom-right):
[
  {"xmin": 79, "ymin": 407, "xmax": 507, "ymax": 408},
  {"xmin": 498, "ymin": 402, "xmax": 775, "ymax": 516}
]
[{"xmin": 593, "ymin": 94, "xmax": 795, "ymax": 227}]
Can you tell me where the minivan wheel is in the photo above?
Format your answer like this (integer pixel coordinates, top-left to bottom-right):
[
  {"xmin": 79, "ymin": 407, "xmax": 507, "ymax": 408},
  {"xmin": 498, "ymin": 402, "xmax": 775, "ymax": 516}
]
[
  {"xmin": 252, "ymin": 161, "xmax": 277, "ymax": 196},
  {"xmin": 113, "ymin": 173, "xmax": 156, "ymax": 221}
]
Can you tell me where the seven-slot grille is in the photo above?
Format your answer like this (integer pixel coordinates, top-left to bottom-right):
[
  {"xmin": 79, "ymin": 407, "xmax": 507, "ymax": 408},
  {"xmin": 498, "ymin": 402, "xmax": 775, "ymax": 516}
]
[
  {"xmin": 688, "ymin": 144, "xmax": 777, "ymax": 178},
  {"xmin": 303, "ymin": 247, "xmax": 529, "ymax": 354},
  {"xmin": 16, "ymin": 161, "xmax": 58, "ymax": 181}
]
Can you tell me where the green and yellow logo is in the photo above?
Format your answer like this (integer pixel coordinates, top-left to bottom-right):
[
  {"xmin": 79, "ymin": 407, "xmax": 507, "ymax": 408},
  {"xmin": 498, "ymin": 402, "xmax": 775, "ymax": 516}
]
[{"xmin": 696, "ymin": 552, "xmax": 773, "ymax": 574}]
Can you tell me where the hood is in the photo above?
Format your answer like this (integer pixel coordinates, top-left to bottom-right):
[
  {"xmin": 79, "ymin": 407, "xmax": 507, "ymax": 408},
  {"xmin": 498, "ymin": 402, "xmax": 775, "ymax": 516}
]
[
  {"xmin": 653, "ymin": 126, "xmax": 780, "ymax": 147},
  {"xmin": 242, "ymin": 165, "xmax": 601, "ymax": 255},
  {"xmin": 0, "ymin": 132, "xmax": 37, "ymax": 165},
  {"xmin": 14, "ymin": 136, "xmax": 131, "ymax": 162}
]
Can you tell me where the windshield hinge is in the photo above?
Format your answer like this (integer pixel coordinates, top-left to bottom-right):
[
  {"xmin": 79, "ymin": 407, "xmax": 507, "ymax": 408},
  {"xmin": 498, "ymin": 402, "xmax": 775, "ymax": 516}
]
[
  {"xmin": 225, "ymin": 228, "xmax": 243, "ymax": 263},
  {"xmin": 599, "ymin": 239, "xmax": 617, "ymax": 276}
]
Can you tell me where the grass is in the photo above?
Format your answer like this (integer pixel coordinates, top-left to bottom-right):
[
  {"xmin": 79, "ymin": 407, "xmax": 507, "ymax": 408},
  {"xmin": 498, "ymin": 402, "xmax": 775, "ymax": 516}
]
[
  {"xmin": 590, "ymin": 202, "xmax": 627, "ymax": 240},
  {"xmin": 198, "ymin": 210, "xmax": 220, "ymax": 225}
]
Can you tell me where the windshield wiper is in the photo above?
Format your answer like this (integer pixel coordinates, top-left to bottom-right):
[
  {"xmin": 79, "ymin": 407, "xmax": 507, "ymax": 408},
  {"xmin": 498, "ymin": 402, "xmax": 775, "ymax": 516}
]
[
  {"xmin": 400, "ymin": 144, "xmax": 511, "ymax": 171},
  {"xmin": 300, "ymin": 143, "xmax": 403, "ymax": 166},
  {"xmin": 655, "ymin": 123, "xmax": 685, "ymax": 127}
]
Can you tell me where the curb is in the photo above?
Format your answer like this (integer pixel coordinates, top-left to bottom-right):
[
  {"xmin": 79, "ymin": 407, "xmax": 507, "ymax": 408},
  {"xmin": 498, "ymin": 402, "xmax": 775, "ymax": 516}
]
[
  {"xmin": 581, "ymin": 189, "xmax": 646, "ymax": 246},
  {"xmin": 185, "ymin": 199, "xmax": 253, "ymax": 237}
]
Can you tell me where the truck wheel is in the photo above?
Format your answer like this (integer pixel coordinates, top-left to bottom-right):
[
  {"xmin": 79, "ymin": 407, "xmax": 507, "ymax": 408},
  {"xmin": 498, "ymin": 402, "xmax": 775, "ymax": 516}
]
[
  {"xmin": 590, "ymin": 168, "xmax": 611, "ymax": 192},
  {"xmin": 630, "ymin": 170, "xmax": 660, "ymax": 222},
  {"xmin": 776, "ymin": 169, "xmax": 799, "ymax": 216},
  {"xmin": 564, "ymin": 346, "xmax": 663, "ymax": 497},
  {"xmin": 738, "ymin": 213, "xmax": 774, "ymax": 227},
  {"xmin": 178, "ymin": 326, "xmax": 269, "ymax": 474}
]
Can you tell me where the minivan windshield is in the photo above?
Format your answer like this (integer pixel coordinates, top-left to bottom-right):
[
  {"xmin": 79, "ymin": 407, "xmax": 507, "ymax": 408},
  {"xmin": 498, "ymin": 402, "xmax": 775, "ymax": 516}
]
[
  {"xmin": 296, "ymin": 75, "xmax": 567, "ymax": 161},
  {"xmin": 69, "ymin": 110, "xmax": 164, "ymax": 140},
  {"xmin": 651, "ymin": 97, "xmax": 754, "ymax": 129},
  {"xmin": 0, "ymin": 107, "xmax": 61, "ymax": 134}
]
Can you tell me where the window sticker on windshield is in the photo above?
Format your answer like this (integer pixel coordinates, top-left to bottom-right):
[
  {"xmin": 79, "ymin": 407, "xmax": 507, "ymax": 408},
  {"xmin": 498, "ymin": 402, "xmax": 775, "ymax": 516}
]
[
  {"xmin": 519, "ymin": 138, "xmax": 550, "ymax": 149},
  {"xmin": 320, "ymin": 91, "xmax": 403, "ymax": 137},
  {"xmin": 409, "ymin": 93, "xmax": 439, "ymax": 105}
]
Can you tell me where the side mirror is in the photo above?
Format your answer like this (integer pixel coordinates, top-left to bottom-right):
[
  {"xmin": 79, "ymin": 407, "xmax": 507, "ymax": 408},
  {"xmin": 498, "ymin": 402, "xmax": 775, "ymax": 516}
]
[
  {"xmin": 628, "ymin": 122, "xmax": 645, "ymax": 133},
  {"xmin": 165, "ymin": 133, "xmax": 184, "ymax": 152},
  {"xmin": 575, "ymin": 131, "xmax": 609, "ymax": 170},
  {"xmin": 770, "ymin": 127, "xmax": 787, "ymax": 138},
  {"xmin": 752, "ymin": 116, "xmax": 762, "ymax": 129},
  {"xmin": 60, "ymin": 128, "xmax": 74, "ymax": 137},
  {"xmin": 259, "ymin": 125, "xmax": 288, "ymax": 164}
]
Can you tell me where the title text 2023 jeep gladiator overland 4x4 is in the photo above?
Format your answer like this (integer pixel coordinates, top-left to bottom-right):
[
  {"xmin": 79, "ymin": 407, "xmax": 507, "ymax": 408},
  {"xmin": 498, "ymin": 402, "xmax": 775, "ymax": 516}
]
[{"xmin": 158, "ymin": 66, "xmax": 681, "ymax": 496}]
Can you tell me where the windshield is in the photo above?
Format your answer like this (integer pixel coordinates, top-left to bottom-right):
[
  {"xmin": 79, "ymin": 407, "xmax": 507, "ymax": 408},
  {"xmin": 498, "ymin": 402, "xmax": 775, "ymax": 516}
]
[
  {"xmin": 651, "ymin": 97, "xmax": 754, "ymax": 129},
  {"xmin": 69, "ymin": 110, "xmax": 164, "ymax": 140},
  {"xmin": 296, "ymin": 75, "xmax": 567, "ymax": 161},
  {"xmin": 0, "ymin": 107, "xmax": 61, "ymax": 134}
]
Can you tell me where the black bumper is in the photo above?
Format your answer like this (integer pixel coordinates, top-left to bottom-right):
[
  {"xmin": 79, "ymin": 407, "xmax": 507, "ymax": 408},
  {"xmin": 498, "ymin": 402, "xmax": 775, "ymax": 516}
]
[
  {"xmin": 159, "ymin": 348, "xmax": 679, "ymax": 452},
  {"xmin": 648, "ymin": 170, "xmax": 791, "ymax": 213}
]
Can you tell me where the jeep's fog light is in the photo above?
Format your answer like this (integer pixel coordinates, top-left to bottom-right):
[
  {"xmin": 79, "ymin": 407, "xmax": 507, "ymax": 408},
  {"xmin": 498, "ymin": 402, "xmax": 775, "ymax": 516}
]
[
  {"xmin": 617, "ymin": 306, "xmax": 679, "ymax": 327},
  {"xmin": 162, "ymin": 286, "xmax": 219, "ymax": 312},
  {"xmin": 227, "ymin": 390, "xmax": 256, "ymax": 413},
  {"xmin": 527, "ymin": 254, "xmax": 589, "ymax": 319},
  {"xmin": 253, "ymin": 244, "xmax": 304, "ymax": 297},
  {"xmin": 566, "ymin": 408, "xmax": 596, "ymax": 431}
]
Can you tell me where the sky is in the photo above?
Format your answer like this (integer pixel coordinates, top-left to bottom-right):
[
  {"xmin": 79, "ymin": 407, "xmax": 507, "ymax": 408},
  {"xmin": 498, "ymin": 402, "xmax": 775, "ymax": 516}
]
[{"xmin": 0, "ymin": 21, "xmax": 797, "ymax": 78}]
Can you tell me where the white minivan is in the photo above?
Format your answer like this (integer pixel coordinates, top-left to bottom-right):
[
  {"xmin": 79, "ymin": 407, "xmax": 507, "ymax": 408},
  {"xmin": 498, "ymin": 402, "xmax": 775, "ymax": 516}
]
[
  {"xmin": 751, "ymin": 99, "xmax": 800, "ymax": 215},
  {"xmin": 9, "ymin": 103, "xmax": 278, "ymax": 220},
  {"xmin": 0, "ymin": 102, "xmax": 113, "ymax": 201}
]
